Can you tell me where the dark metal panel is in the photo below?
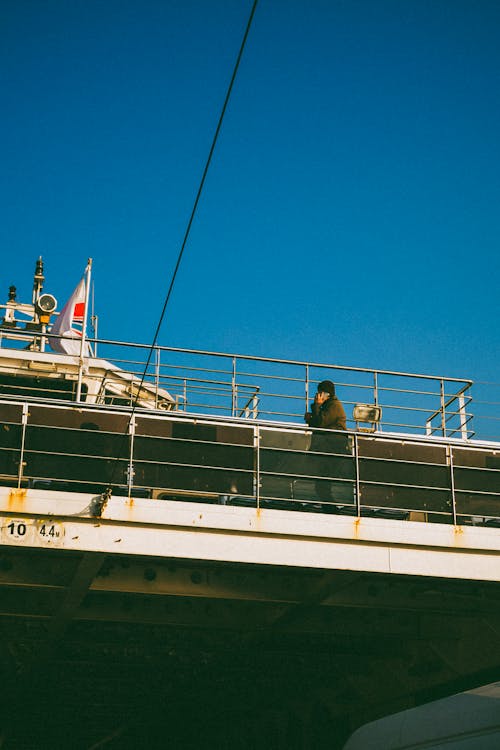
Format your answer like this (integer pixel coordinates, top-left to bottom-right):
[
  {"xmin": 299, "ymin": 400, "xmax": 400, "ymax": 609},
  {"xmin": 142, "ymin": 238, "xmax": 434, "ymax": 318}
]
[
  {"xmin": 360, "ymin": 459, "xmax": 449, "ymax": 489},
  {"xmin": 360, "ymin": 484, "xmax": 451, "ymax": 514},
  {"xmin": 24, "ymin": 451, "xmax": 126, "ymax": 485},
  {"xmin": 24, "ymin": 424, "xmax": 127, "ymax": 458},
  {"xmin": 134, "ymin": 435, "xmax": 254, "ymax": 470},
  {"xmin": 455, "ymin": 491, "xmax": 500, "ymax": 518},
  {"xmin": 134, "ymin": 461, "xmax": 253, "ymax": 496},
  {"xmin": 28, "ymin": 405, "xmax": 130, "ymax": 433},
  {"xmin": 0, "ymin": 403, "xmax": 24, "ymax": 423},
  {"xmin": 359, "ymin": 438, "xmax": 447, "ymax": 464},
  {"xmin": 453, "ymin": 447, "xmax": 500, "ymax": 469},
  {"xmin": 261, "ymin": 449, "xmax": 355, "ymax": 481},
  {"xmin": 454, "ymin": 467, "xmax": 500, "ymax": 493}
]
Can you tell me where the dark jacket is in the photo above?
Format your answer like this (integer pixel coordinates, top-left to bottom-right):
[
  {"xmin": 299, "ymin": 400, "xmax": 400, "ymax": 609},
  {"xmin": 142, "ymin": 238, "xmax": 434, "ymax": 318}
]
[{"xmin": 305, "ymin": 396, "xmax": 347, "ymax": 431}]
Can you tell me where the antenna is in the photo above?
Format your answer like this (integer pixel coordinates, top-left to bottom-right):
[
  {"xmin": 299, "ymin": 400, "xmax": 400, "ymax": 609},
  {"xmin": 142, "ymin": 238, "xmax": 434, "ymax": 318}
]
[{"xmin": 32, "ymin": 257, "xmax": 44, "ymax": 314}]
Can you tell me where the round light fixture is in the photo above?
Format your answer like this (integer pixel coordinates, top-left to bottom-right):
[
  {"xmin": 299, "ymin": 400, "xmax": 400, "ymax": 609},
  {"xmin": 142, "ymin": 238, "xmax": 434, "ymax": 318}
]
[{"xmin": 37, "ymin": 294, "xmax": 57, "ymax": 314}]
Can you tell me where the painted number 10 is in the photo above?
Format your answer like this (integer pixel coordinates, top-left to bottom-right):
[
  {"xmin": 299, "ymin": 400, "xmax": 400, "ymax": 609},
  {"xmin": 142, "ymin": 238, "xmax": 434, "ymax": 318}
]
[{"xmin": 7, "ymin": 521, "xmax": 27, "ymax": 536}]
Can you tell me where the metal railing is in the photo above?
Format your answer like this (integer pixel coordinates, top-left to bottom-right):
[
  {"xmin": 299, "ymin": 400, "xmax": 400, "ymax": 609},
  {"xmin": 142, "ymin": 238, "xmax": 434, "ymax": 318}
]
[
  {"xmin": 1, "ymin": 398, "xmax": 498, "ymax": 527},
  {"xmin": 1, "ymin": 332, "xmax": 490, "ymax": 439},
  {"xmin": 425, "ymin": 383, "xmax": 473, "ymax": 440}
]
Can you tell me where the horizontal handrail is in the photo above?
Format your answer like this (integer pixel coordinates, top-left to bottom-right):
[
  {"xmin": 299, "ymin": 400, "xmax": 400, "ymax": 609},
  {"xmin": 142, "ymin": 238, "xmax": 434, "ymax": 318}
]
[
  {"xmin": 0, "ymin": 325, "xmax": 476, "ymax": 383},
  {"xmin": 94, "ymin": 337, "xmax": 474, "ymax": 383}
]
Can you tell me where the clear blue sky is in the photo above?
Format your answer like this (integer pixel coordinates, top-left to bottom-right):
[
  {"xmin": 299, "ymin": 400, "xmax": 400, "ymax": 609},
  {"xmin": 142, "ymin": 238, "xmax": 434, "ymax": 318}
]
[{"xmin": 1, "ymin": 0, "xmax": 499, "ymax": 384}]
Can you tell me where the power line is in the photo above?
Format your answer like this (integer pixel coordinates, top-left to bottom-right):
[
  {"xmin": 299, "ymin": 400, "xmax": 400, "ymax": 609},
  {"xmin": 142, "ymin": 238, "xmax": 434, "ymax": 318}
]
[
  {"xmin": 101, "ymin": 0, "xmax": 259, "ymax": 499},
  {"xmin": 133, "ymin": 0, "xmax": 258, "ymax": 397}
]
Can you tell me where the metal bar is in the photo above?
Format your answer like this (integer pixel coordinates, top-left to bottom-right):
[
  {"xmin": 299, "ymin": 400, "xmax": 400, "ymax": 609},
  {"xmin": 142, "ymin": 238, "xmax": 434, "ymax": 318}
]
[
  {"xmin": 252, "ymin": 394, "xmax": 258, "ymax": 419},
  {"xmin": 255, "ymin": 424, "xmax": 260, "ymax": 511},
  {"xmin": 458, "ymin": 393, "xmax": 468, "ymax": 440},
  {"xmin": 454, "ymin": 487, "xmax": 500, "ymax": 497},
  {"xmin": 449, "ymin": 445, "xmax": 457, "ymax": 526},
  {"xmin": 260, "ymin": 470, "xmax": 353, "ymax": 483},
  {"xmin": 159, "ymin": 377, "xmax": 256, "ymax": 391},
  {"xmin": 91, "ymin": 282, "xmax": 98, "ymax": 358},
  {"xmin": 305, "ymin": 364, "xmax": 310, "ymax": 415},
  {"xmin": 17, "ymin": 403, "xmax": 29, "ymax": 489},
  {"xmin": 76, "ymin": 260, "xmax": 92, "ymax": 402},
  {"xmin": 127, "ymin": 415, "xmax": 136, "ymax": 498},
  {"xmin": 354, "ymin": 433, "xmax": 361, "ymax": 517},
  {"xmin": 231, "ymin": 357, "xmax": 237, "ymax": 417},
  {"xmin": 124, "ymin": 458, "xmax": 254, "ymax": 475},
  {"xmin": 155, "ymin": 347, "xmax": 160, "ymax": 409},
  {"xmin": 440, "ymin": 379, "xmax": 446, "ymax": 437},
  {"xmin": 426, "ymin": 383, "xmax": 473, "ymax": 426},
  {"xmin": 346, "ymin": 478, "xmax": 453, "ymax": 492},
  {"xmin": 93, "ymin": 336, "xmax": 474, "ymax": 384},
  {"xmin": 238, "ymin": 389, "xmax": 260, "ymax": 418},
  {"xmin": 76, "ymin": 359, "xmax": 84, "ymax": 403}
]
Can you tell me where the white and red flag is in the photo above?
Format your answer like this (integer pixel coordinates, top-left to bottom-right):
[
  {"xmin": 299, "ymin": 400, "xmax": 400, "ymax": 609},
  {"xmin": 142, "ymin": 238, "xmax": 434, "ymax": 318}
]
[{"xmin": 49, "ymin": 263, "xmax": 91, "ymax": 356}]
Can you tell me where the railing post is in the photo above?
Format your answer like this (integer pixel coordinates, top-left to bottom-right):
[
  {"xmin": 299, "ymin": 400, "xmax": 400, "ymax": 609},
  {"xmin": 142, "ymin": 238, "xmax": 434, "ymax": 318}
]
[
  {"xmin": 154, "ymin": 347, "xmax": 160, "ymax": 409},
  {"xmin": 305, "ymin": 364, "xmax": 310, "ymax": 415},
  {"xmin": 373, "ymin": 371, "xmax": 379, "ymax": 431},
  {"xmin": 76, "ymin": 358, "xmax": 85, "ymax": 403},
  {"xmin": 254, "ymin": 424, "xmax": 260, "ymax": 511},
  {"xmin": 252, "ymin": 394, "xmax": 258, "ymax": 420},
  {"xmin": 448, "ymin": 445, "xmax": 457, "ymax": 525},
  {"xmin": 440, "ymin": 379, "xmax": 446, "ymax": 437},
  {"xmin": 183, "ymin": 378, "xmax": 187, "ymax": 411},
  {"xmin": 354, "ymin": 433, "xmax": 361, "ymax": 517},
  {"xmin": 458, "ymin": 392, "xmax": 468, "ymax": 440},
  {"xmin": 17, "ymin": 403, "xmax": 29, "ymax": 489},
  {"xmin": 127, "ymin": 415, "xmax": 136, "ymax": 498},
  {"xmin": 231, "ymin": 357, "xmax": 237, "ymax": 417}
]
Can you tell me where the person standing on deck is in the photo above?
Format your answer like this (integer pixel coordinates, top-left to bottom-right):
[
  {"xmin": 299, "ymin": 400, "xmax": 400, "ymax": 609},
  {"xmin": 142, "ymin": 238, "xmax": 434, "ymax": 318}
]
[
  {"xmin": 305, "ymin": 380, "xmax": 346, "ymax": 431},
  {"xmin": 304, "ymin": 380, "xmax": 348, "ymax": 507}
]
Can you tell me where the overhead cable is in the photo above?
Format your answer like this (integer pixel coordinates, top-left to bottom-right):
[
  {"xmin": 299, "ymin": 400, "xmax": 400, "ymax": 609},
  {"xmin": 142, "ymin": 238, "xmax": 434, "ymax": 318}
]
[{"xmin": 102, "ymin": 0, "xmax": 259, "ymax": 499}]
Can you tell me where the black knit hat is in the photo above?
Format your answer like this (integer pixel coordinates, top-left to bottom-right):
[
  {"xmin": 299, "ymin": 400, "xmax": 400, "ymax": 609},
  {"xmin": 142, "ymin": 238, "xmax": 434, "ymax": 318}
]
[{"xmin": 318, "ymin": 380, "xmax": 336, "ymax": 396}]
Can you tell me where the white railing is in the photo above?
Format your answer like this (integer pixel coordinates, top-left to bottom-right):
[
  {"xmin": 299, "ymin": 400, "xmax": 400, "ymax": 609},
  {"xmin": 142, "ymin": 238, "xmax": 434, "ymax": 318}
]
[{"xmin": 1, "ymin": 330, "xmax": 497, "ymax": 440}]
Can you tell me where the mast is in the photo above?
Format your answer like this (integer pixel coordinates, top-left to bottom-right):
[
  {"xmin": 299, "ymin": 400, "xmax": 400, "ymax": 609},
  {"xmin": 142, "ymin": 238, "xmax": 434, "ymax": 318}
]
[{"xmin": 76, "ymin": 258, "xmax": 92, "ymax": 401}]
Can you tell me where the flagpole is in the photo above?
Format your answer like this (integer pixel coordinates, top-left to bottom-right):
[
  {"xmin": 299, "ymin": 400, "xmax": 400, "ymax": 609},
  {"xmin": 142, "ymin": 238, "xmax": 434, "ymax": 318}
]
[{"xmin": 76, "ymin": 258, "xmax": 92, "ymax": 402}]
